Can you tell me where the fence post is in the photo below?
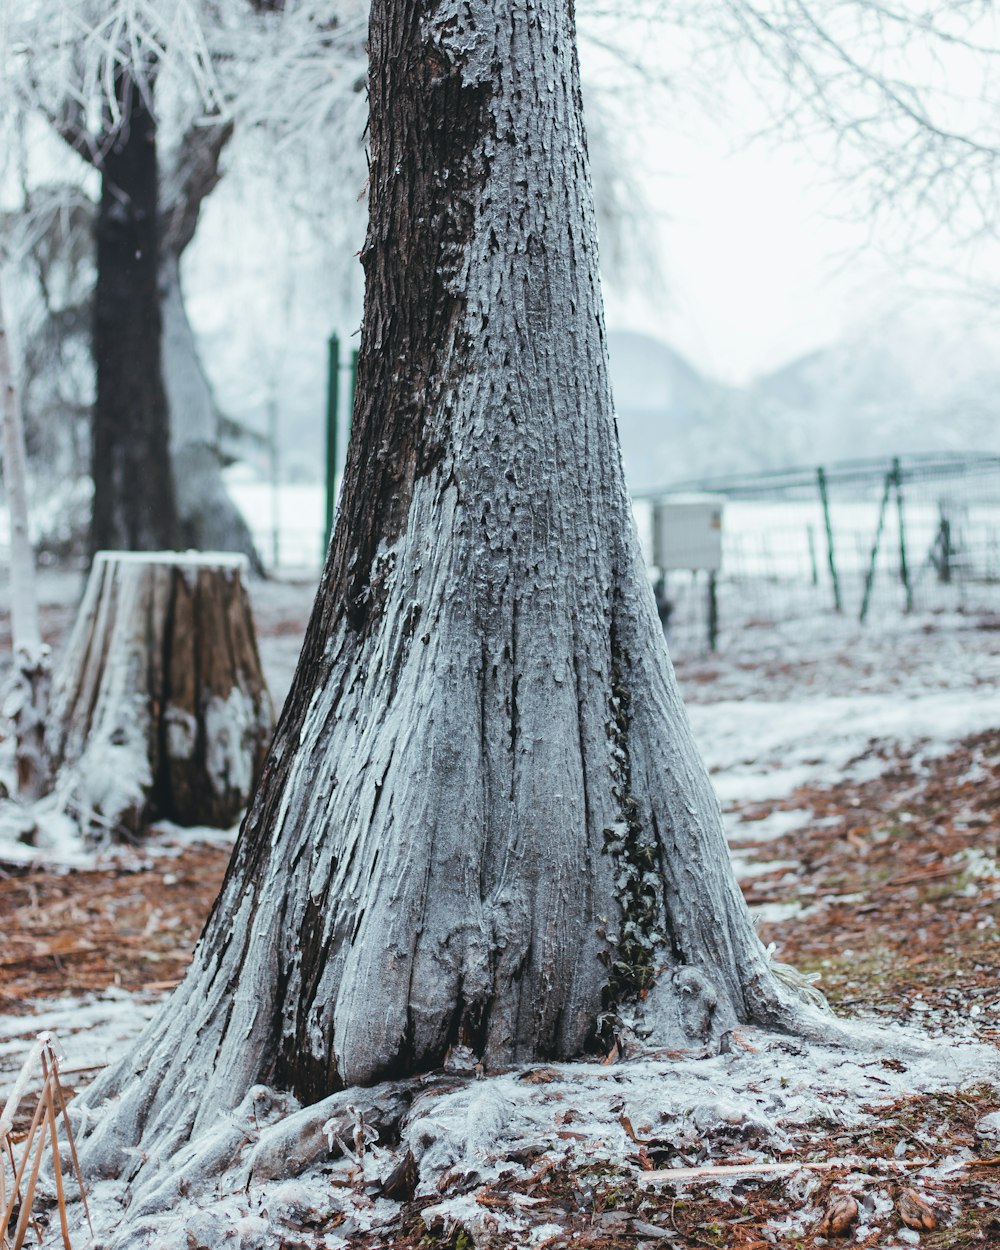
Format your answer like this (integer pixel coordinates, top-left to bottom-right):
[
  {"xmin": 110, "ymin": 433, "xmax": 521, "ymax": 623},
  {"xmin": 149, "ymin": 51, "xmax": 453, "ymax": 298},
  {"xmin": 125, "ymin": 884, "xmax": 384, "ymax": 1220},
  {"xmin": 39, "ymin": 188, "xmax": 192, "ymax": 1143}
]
[
  {"xmin": 893, "ymin": 457, "xmax": 913, "ymax": 612},
  {"xmin": 268, "ymin": 390, "xmax": 280, "ymax": 570},
  {"xmin": 707, "ymin": 571, "xmax": 718, "ymax": 652},
  {"xmin": 935, "ymin": 507, "xmax": 952, "ymax": 584},
  {"xmin": 324, "ymin": 334, "xmax": 340, "ymax": 554},
  {"xmin": 860, "ymin": 469, "xmax": 894, "ymax": 624},
  {"xmin": 806, "ymin": 524, "xmax": 819, "ymax": 586},
  {"xmin": 817, "ymin": 466, "xmax": 842, "ymax": 612}
]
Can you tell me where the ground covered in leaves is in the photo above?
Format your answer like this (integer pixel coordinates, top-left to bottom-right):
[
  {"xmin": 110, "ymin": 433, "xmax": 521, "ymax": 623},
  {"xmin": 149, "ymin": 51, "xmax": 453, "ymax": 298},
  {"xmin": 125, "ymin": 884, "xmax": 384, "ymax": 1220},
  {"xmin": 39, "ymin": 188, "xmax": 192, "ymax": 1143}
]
[{"xmin": 1, "ymin": 587, "xmax": 999, "ymax": 1248}]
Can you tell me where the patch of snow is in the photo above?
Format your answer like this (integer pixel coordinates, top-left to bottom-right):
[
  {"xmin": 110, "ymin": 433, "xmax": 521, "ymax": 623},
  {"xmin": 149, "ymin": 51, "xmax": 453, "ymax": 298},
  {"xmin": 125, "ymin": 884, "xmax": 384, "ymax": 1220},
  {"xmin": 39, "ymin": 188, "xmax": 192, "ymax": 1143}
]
[
  {"xmin": 955, "ymin": 847, "xmax": 1000, "ymax": 881},
  {"xmin": 165, "ymin": 706, "xmax": 197, "ymax": 760},
  {"xmin": 93, "ymin": 550, "xmax": 249, "ymax": 569},
  {"xmin": 7, "ymin": 994, "xmax": 1000, "ymax": 1249},
  {"xmin": 203, "ymin": 687, "xmax": 258, "ymax": 798},
  {"xmin": 729, "ymin": 807, "xmax": 812, "ymax": 844},
  {"xmin": 728, "ymin": 856, "xmax": 798, "ymax": 882},
  {"xmin": 70, "ymin": 737, "xmax": 152, "ymax": 831},
  {"xmin": 751, "ymin": 899, "xmax": 819, "ymax": 924},
  {"xmin": 0, "ymin": 990, "xmax": 160, "ymax": 1082},
  {"xmin": 690, "ymin": 689, "xmax": 1000, "ymax": 807}
]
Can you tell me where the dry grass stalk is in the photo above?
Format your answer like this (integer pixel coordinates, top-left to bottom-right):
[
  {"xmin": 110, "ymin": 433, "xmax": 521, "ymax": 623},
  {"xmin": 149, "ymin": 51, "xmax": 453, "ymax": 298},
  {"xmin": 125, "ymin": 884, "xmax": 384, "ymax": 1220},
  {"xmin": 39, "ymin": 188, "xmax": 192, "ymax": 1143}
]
[{"xmin": 0, "ymin": 1034, "xmax": 92, "ymax": 1250}]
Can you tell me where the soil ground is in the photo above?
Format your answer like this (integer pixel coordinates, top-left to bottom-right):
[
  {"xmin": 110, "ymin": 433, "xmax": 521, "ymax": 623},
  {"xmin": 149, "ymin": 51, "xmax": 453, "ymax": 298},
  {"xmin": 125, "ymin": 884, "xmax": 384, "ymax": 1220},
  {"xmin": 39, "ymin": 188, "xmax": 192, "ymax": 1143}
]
[{"xmin": 1, "ymin": 583, "xmax": 999, "ymax": 1248}]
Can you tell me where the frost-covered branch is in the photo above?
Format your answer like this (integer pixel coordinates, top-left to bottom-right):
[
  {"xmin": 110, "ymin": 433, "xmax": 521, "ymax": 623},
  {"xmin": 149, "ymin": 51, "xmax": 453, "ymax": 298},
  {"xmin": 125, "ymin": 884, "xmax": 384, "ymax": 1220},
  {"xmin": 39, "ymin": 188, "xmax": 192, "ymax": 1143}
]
[
  {"xmin": 161, "ymin": 117, "xmax": 235, "ymax": 256},
  {"xmin": 705, "ymin": 0, "xmax": 1000, "ymax": 238}
]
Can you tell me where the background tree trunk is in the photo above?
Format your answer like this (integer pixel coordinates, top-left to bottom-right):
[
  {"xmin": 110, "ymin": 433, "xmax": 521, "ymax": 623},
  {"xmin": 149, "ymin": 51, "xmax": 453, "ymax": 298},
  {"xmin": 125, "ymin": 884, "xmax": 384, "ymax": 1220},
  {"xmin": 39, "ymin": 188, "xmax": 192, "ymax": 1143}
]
[
  {"xmin": 46, "ymin": 552, "xmax": 273, "ymax": 838},
  {"xmin": 159, "ymin": 123, "xmax": 261, "ymax": 567},
  {"xmin": 91, "ymin": 69, "xmax": 180, "ymax": 555},
  {"xmin": 77, "ymin": 0, "xmax": 815, "ymax": 1189},
  {"xmin": 160, "ymin": 256, "xmax": 261, "ymax": 565}
]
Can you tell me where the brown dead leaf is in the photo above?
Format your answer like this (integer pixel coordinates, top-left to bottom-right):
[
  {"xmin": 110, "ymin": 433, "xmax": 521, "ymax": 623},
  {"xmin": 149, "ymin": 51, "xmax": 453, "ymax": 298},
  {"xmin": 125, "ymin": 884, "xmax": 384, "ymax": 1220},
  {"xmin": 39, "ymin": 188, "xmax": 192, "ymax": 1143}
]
[
  {"xmin": 518, "ymin": 1066, "xmax": 561, "ymax": 1084},
  {"xmin": 620, "ymin": 1114, "xmax": 651, "ymax": 1146},
  {"xmin": 898, "ymin": 1188, "xmax": 937, "ymax": 1231},
  {"xmin": 818, "ymin": 1193, "xmax": 859, "ymax": 1237}
]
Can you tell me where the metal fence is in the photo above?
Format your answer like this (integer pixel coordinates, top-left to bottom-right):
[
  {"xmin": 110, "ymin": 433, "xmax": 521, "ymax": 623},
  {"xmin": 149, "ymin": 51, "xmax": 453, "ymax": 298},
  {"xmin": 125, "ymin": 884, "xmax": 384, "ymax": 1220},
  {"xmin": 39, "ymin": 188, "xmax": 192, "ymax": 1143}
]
[
  {"xmin": 182, "ymin": 452, "xmax": 1000, "ymax": 655},
  {"xmin": 635, "ymin": 452, "xmax": 1000, "ymax": 654}
]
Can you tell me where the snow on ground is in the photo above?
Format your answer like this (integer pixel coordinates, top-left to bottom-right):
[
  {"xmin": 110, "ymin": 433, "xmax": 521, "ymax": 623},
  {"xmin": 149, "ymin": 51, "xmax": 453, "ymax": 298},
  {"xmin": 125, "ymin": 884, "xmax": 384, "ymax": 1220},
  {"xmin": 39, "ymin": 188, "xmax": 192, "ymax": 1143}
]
[
  {"xmin": 2, "ymin": 579, "xmax": 999, "ymax": 1246},
  {"xmin": 671, "ymin": 604, "xmax": 1000, "ymax": 889},
  {"xmin": 7, "ymin": 1016, "xmax": 999, "ymax": 1249},
  {"xmin": 0, "ymin": 992, "xmax": 159, "ymax": 1086},
  {"xmin": 690, "ymin": 688, "xmax": 1000, "ymax": 807}
]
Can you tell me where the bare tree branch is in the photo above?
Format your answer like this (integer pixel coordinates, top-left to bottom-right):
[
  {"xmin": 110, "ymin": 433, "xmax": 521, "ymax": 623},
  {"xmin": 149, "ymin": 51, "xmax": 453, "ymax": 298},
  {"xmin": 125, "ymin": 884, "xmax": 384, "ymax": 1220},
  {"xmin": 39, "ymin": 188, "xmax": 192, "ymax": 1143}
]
[{"xmin": 160, "ymin": 118, "xmax": 235, "ymax": 257}]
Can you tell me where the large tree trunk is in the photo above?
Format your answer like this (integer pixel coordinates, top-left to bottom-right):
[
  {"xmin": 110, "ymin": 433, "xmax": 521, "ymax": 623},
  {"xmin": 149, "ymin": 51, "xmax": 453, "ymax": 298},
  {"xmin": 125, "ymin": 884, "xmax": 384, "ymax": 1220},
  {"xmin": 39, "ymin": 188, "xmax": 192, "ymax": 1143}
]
[
  {"xmin": 46, "ymin": 552, "xmax": 273, "ymax": 838},
  {"xmin": 91, "ymin": 69, "xmax": 179, "ymax": 554},
  {"xmin": 77, "ymin": 0, "xmax": 819, "ymax": 1191}
]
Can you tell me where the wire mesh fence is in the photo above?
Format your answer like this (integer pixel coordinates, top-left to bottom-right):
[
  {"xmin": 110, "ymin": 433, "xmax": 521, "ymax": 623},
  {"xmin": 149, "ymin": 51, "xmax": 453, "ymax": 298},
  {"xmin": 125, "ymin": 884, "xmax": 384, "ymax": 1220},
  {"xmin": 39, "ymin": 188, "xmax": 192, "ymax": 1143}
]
[
  {"xmin": 635, "ymin": 452, "xmax": 1000, "ymax": 655},
  {"xmin": 5, "ymin": 453, "xmax": 998, "ymax": 661}
]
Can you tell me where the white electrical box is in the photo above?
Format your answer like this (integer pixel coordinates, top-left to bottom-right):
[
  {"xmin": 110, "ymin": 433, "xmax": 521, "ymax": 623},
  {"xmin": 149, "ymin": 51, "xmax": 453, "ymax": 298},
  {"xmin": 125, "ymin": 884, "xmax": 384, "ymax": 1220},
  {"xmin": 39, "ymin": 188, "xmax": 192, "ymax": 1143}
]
[{"xmin": 652, "ymin": 494, "xmax": 724, "ymax": 571}]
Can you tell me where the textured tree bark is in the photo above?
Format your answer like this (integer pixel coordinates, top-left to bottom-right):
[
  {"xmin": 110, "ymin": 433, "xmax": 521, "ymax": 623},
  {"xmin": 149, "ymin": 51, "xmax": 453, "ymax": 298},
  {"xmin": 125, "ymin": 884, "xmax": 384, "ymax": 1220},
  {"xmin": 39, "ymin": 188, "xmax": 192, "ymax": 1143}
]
[
  {"xmin": 90, "ymin": 69, "xmax": 180, "ymax": 555},
  {"xmin": 46, "ymin": 552, "xmax": 273, "ymax": 837},
  {"xmin": 76, "ymin": 0, "xmax": 825, "ymax": 1192}
]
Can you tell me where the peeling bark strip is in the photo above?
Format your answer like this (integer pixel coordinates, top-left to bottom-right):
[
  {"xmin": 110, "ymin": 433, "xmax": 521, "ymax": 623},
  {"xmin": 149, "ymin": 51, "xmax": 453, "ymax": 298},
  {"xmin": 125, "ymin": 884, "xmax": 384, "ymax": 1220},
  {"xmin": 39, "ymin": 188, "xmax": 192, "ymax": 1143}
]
[
  {"xmin": 75, "ymin": 0, "xmax": 824, "ymax": 1191},
  {"xmin": 46, "ymin": 552, "xmax": 273, "ymax": 837}
]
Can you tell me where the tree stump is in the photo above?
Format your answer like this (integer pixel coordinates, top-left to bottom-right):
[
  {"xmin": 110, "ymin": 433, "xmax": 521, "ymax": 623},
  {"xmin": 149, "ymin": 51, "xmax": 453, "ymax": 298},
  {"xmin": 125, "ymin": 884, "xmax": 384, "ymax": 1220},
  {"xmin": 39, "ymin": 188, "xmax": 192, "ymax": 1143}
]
[{"xmin": 46, "ymin": 552, "xmax": 274, "ymax": 838}]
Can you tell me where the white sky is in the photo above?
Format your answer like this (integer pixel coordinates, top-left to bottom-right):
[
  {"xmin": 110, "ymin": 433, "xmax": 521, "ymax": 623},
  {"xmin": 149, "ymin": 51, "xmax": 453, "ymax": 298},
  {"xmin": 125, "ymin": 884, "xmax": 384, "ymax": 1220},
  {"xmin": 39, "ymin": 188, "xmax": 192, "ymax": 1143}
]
[
  {"xmin": 605, "ymin": 131, "xmax": 884, "ymax": 384},
  {"xmin": 589, "ymin": 6, "xmax": 1000, "ymax": 386}
]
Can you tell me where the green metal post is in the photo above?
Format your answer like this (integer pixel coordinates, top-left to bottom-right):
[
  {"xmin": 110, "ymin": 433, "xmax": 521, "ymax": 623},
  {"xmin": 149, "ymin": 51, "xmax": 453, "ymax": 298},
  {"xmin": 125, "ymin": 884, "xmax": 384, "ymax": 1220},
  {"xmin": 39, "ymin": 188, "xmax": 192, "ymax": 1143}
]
[
  {"xmin": 937, "ymin": 509, "xmax": 952, "ymax": 584},
  {"xmin": 324, "ymin": 334, "xmax": 340, "ymax": 553},
  {"xmin": 859, "ymin": 469, "xmax": 894, "ymax": 624},
  {"xmin": 893, "ymin": 457, "xmax": 913, "ymax": 612},
  {"xmin": 817, "ymin": 466, "xmax": 842, "ymax": 612},
  {"xmin": 806, "ymin": 524, "xmax": 818, "ymax": 586}
]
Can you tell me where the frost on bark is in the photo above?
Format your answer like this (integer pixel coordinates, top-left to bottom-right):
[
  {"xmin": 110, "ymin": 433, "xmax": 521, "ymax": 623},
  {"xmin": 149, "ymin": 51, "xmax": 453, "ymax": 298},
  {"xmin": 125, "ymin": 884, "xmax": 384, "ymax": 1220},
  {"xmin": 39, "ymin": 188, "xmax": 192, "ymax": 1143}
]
[
  {"xmin": 46, "ymin": 552, "xmax": 273, "ymax": 838},
  {"xmin": 91, "ymin": 67, "xmax": 179, "ymax": 555},
  {"xmin": 77, "ymin": 0, "xmax": 820, "ymax": 1184}
]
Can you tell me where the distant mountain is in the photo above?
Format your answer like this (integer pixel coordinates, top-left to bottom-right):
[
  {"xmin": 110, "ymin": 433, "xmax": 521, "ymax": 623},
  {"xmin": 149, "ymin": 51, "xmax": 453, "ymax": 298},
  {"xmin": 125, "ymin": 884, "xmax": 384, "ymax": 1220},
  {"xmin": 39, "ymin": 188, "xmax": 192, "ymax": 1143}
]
[
  {"xmin": 748, "ymin": 329, "xmax": 1000, "ymax": 466},
  {"xmin": 607, "ymin": 331, "xmax": 743, "ymax": 491},
  {"xmin": 609, "ymin": 324, "xmax": 1000, "ymax": 494}
]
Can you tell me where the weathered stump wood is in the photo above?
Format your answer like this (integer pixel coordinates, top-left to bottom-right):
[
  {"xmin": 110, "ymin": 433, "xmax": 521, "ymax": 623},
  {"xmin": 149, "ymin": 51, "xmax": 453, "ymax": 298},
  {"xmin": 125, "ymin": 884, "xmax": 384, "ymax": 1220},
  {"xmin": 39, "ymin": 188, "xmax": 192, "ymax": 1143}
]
[{"xmin": 46, "ymin": 552, "xmax": 274, "ymax": 837}]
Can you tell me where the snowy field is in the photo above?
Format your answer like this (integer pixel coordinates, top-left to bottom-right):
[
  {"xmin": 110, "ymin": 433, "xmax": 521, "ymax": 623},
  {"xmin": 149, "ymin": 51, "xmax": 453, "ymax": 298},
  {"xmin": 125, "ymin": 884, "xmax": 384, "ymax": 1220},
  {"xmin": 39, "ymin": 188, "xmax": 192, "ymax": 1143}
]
[
  {"xmin": 1, "ymin": 572, "xmax": 999, "ymax": 1247},
  {"xmin": 1, "ymin": 567, "xmax": 998, "ymax": 866}
]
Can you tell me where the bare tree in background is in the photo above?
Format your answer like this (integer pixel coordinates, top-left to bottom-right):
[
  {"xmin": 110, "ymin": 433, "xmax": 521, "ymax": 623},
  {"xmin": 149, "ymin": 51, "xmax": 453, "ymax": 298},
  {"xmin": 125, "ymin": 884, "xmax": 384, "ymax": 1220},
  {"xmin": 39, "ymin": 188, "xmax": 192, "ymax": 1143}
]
[{"xmin": 5, "ymin": 1, "xmax": 368, "ymax": 560}]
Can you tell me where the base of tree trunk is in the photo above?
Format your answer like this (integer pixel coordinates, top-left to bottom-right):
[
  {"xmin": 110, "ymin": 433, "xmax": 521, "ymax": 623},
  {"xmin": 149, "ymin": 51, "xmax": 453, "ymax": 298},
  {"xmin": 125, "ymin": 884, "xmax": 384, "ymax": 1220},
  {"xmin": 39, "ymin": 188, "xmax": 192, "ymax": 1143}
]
[{"xmin": 46, "ymin": 551, "xmax": 274, "ymax": 838}]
